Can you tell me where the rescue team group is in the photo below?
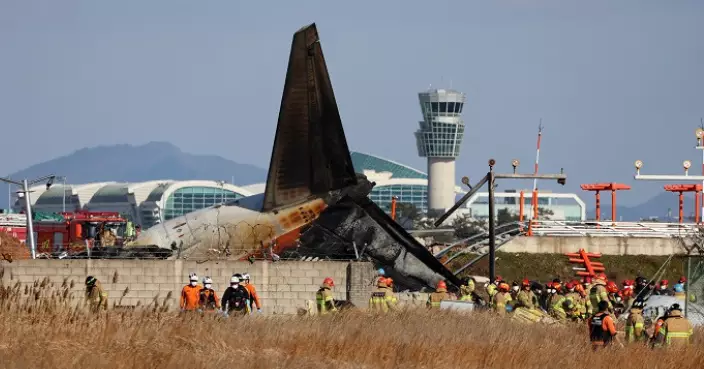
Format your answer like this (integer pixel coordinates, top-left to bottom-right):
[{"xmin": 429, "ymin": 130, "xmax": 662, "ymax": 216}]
[{"xmin": 83, "ymin": 272, "xmax": 694, "ymax": 349}]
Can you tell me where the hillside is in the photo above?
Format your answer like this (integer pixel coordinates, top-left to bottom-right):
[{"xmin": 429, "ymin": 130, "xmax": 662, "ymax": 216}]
[{"xmin": 0, "ymin": 142, "xmax": 267, "ymax": 208}]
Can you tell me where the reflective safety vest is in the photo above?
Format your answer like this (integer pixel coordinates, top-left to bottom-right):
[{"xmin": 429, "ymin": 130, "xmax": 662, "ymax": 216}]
[
  {"xmin": 369, "ymin": 287, "xmax": 398, "ymax": 313},
  {"xmin": 625, "ymin": 310, "xmax": 645, "ymax": 343},
  {"xmin": 459, "ymin": 294, "xmax": 473, "ymax": 302},
  {"xmin": 661, "ymin": 316, "xmax": 693, "ymax": 346},
  {"xmin": 427, "ymin": 292, "xmax": 448, "ymax": 308},
  {"xmin": 316, "ymin": 287, "xmax": 337, "ymax": 315}
]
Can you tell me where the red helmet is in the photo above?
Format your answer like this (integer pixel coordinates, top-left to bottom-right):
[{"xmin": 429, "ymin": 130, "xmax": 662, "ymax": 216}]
[
  {"xmin": 606, "ymin": 281, "xmax": 618, "ymax": 293},
  {"xmin": 495, "ymin": 275, "xmax": 503, "ymax": 282},
  {"xmin": 385, "ymin": 278, "xmax": 394, "ymax": 287},
  {"xmin": 565, "ymin": 282, "xmax": 575, "ymax": 290},
  {"xmin": 596, "ymin": 273, "xmax": 607, "ymax": 281},
  {"xmin": 436, "ymin": 280, "xmax": 447, "ymax": 290},
  {"xmin": 522, "ymin": 278, "xmax": 531, "ymax": 287},
  {"xmin": 498, "ymin": 282, "xmax": 510, "ymax": 292},
  {"xmin": 660, "ymin": 279, "xmax": 669, "ymax": 286},
  {"xmin": 584, "ymin": 276, "xmax": 593, "ymax": 284},
  {"xmin": 546, "ymin": 282, "xmax": 554, "ymax": 289},
  {"xmin": 679, "ymin": 276, "xmax": 687, "ymax": 283},
  {"xmin": 323, "ymin": 277, "xmax": 335, "ymax": 287},
  {"xmin": 377, "ymin": 277, "xmax": 388, "ymax": 287}
]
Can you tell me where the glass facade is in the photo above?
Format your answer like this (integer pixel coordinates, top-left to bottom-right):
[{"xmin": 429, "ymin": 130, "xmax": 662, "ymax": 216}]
[
  {"xmin": 163, "ymin": 187, "xmax": 245, "ymax": 221},
  {"xmin": 415, "ymin": 89, "xmax": 466, "ymax": 158},
  {"xmin": 370, "ymin": 184, "xmax": 428, "ymax": 214},
  {"xmin": 351, "ymin": 152, "xmax": 427, "ymax": 179}
]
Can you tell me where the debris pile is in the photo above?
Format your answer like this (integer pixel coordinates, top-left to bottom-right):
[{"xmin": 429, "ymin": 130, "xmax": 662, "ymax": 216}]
[{"xmin": 0, "ymin": 233, "xmax": 30, "ymax": 262}]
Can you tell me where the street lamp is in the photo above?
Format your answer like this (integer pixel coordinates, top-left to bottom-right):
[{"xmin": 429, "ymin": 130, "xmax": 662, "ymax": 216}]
[{"xmin": 0, "ymin": 174, "xmax": 57, "ymax": 259}]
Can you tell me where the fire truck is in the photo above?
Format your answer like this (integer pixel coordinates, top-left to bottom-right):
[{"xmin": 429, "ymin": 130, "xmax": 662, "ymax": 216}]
[
  {"xmin": 0, "ymin": 213, "xmax": 27, "ymax": 243},
  {"xmin": 34, "ymin": 211, "xmax": 128, "ymax": 255}
]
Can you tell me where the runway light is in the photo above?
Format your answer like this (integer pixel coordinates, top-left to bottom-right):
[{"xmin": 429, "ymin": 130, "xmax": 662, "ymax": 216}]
[
  {"xmin": 488, "ymin": 158, "xmax": 496, "ymax": 168},
  {"xmin": 634, "ymin": 160, "xmax": 643, "ymax": 169}
]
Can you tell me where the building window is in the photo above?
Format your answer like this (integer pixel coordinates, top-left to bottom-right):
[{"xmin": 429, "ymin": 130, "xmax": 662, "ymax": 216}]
[{"xmin": 164, "ymin": 186, "xmax": 244, "ymax": 221}]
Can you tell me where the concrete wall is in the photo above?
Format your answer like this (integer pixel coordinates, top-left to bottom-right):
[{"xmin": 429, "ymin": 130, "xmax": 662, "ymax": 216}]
[
  {"xmin": 502, "ymin": 236, "xmax": 686, "ymax": 255},
  {"xmin": 0, "ymin": 260, "xmax": 376, "ymax": 314}
]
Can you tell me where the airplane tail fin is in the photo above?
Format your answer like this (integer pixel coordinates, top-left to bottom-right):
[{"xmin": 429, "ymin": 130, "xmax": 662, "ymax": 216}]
[{"xmin": 262, "ymin": 23, "xmax": 357, "ymax": 212}]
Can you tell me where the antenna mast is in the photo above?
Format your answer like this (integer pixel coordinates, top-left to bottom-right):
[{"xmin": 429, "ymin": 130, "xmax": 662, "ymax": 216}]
[{"xmin": 529, "ymin": 120, "xmax": 543, "ymax": 221}]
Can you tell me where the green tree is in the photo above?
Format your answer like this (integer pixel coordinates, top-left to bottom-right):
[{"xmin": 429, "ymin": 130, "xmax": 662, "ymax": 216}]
[
  {"xmin": 395, "ymin": 202, "xmax": 421, "ymax": 222},
  {"xmin": 497, "ymin": 208, "xmax": 519, "ymax": 225},
  {"xmin": 451, "ymin": 214, "xmax": 486, "ymax": 239}
]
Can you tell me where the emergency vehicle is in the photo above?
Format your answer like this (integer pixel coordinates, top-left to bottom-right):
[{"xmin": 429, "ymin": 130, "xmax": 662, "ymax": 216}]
[
  {"xmin": 0, "ymin": 213, "xmax": 27, "ymax": 243},
  {"xmin": 34, "ymin": 211, "xmax": 128, "ymax": 254}
]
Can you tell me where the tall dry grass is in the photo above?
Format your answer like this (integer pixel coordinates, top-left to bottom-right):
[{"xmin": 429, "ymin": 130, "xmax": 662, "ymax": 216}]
[{"xmin": 1, "ymin": 279, "xmax": 703, "ymax": 369}]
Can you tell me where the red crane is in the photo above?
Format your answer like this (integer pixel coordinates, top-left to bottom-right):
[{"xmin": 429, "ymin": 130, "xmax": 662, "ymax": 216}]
[
  {"xmin": 663, "ymin": 184, "xmax": 702, "ymax": 223},
  {"xmin": 580, "ymin": 183, "xmax": 631, "ymax": 222}
]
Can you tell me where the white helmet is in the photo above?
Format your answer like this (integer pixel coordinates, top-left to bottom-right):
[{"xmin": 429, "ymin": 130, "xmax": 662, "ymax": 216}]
[
  {"xmin": 204, "ymin": 277, "xmax": 213, "ymax": 285},
  {"xmin": 242, "ymin": 273, "xmax": 251, "ymax": 281},
  {"xmin": 230, "ymin": 276, "xmax": 240, "ymax": 284},
  {"xmin": 189, "ymin": 273, "xmax": 199, "ymax": 282}
]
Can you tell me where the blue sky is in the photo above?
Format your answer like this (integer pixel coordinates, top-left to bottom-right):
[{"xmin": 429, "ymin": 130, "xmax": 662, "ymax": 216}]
[{"xmin": 1, "ymin": 0, "xmax": 703, "ymax": 206}]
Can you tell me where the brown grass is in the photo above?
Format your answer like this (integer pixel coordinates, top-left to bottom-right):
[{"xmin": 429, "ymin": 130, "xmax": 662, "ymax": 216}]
[
  {"xmin": 0, "ymin": 232, "xmax": 30, "ymax": 262},
  {"xmin": 1, "ymin": 279, "xmax": 703, "ymax": 369}
]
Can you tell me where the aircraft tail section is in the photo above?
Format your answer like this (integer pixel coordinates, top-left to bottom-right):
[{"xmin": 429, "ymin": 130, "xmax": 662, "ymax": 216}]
[{"xmin": 262, "ymin": 23, "xmax": 357, "ymax": 212}]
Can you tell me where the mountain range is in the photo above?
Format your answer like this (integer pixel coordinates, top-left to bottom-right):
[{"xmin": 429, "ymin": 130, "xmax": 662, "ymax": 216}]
[
  {"xmin": 0, "ymin": 142, "xmax": 695, "ymax": 221},
  {"xmin": 0, "ymin": 142, "xmax": 267, "ymax": 209}
]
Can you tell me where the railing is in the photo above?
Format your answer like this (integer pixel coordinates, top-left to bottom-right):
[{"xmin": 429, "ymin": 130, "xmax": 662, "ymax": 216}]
[{"xmin": 528, "ymin": 220, "xmax": 701, "ymax": 238}]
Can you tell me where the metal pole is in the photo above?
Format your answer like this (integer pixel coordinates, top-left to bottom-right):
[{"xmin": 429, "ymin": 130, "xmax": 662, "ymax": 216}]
[
  {"xmin": 62, "ymin": 176, "xmax": 66, "ymax": 212},
  {"xmin": 488, "ymin": 170, "xmax": 496, "ymax": 283},
  {"xmin": 23, "ymin": 179, "xmax": 36, "ymax": 259}
]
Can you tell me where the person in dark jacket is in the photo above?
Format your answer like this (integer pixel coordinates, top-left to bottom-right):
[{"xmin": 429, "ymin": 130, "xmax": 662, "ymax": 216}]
[{"xmin": 221, "ymin": 275, "xmax": 250, "ymax": 316}]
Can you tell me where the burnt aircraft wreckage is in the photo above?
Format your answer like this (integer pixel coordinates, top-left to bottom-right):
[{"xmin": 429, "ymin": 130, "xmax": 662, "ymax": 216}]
[{"xmin": 99, "ymin": 23, "xmax": 461, "ymax": 290}]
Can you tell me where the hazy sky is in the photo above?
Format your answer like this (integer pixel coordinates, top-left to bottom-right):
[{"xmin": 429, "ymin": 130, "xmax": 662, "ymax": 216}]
[{"xmin": 1, "ymin": 0, "xmax": 703, "ymax": 206}]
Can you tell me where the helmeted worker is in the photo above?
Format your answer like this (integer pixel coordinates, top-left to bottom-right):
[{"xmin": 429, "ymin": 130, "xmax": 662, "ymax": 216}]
[
  {"xmin": 564, "ymin": 282, "xmax": 584, "ymax": 320},
  {"xmin": 620, "ymin": 280, "xmax": 635, "ymax": 308},
  {"xmin": 369, "ymin": 277, "xmax": 398, "ymax": 313},
  {"xmin": 673, "ymin": 277, "xmax": 686, "ymax": 299},
  {"xmin": 656, "ymin": 304, "xmax": 694, "ymax": 347},
  {"xmin": 583, "ymin": 276, "xmax": 593, "ymax": 315},
  {"xmin": 486, "ymin": 275, "xmax": 502, "ymax": 303},
  {"xmin": 222, "ymin": 275, "xmax": 251, "ymax": 316},
  {"xmin": 589, "ymin": 273, "xmax": 613, "ymax": 314},
  {"xmin": 625, "ymin": 300, "xmax": 646, "ymax": 343},
  {"xmin": 510, "ymin": 282, "xmax": 520, "ymax": 300},
  {"xmin": 316, "ymin": 277, "xmax": 337, "ymax": 314},
  {"xmin": 85, "ymin": 276, "xmax": 108, "ymax": 312},
  {"xmin": 655, "ymin": 279, "xmax": 674, "ymax": 296},
  {"xmin": 548, "ymin": 280, "xmax": 570, "ymax": 321},
  {"xmin": 588, "ymin": 300, "xmax": 617, "ymax": 349},
  {"xmin": 493, "ymin": 282, "xmax": 513, "ymax": 316},
  {"xmin": 241, "ymin": 273, "xmax": 262, "ymax": 313},
  {"xmin": 198, "ymin": 277, "xmax": 220, "ymax": 311},
  {"xmin": 606, "ymin": 281, "xmax": 624, "ymax": 316},
  {"xmin": 516, "ymin": 279, "xmax": 537, "ymax": 310},
  {"xmin": 574, "ymin": 281, "xmax": 589, "ymax": 319},
  {"xmin": 180, "ymin": 273, "xmax": 201, "ymax": 312},
  {"xmin": 459, "ymin": 278, "xmax": 475, "ymax": 302},
  {"xmin": 428, "ymin": 280, "xmax": 450, "ymax": 309}
]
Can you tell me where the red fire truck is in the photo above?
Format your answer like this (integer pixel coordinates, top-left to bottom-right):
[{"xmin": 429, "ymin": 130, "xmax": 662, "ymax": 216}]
[
  {"xmin": 0, "ymin": 213, "xmax": 27, "ymax": 243},
  {"xmin": 34, "ymin": 211, "xmax": 128, "ymax": 254}
]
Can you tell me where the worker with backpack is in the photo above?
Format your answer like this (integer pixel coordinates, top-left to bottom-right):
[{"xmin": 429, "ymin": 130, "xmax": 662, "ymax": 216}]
[{"xmin": 221, "ymin": 275, "xmax": 251, "ymax": 317}]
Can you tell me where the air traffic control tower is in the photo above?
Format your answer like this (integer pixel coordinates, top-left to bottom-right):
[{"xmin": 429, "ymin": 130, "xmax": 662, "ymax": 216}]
[{"xmin": 415, "ymin": 89, "xmax": 466, "ymax": 217}]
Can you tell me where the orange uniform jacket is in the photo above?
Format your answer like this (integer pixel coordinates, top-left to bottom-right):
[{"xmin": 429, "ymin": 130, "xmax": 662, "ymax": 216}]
[
  {"xmin": 245, "ymin": 284, "xmax": 261, "ymax": 309},
  {"xmin": 180, "ymin": 285, "xmax": 201, "ymax": 310}
]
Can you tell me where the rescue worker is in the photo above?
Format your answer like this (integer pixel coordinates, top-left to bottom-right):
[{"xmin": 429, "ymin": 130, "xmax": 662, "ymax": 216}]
[
  {"xmin": 620, "ymin": 280, "xmax": 635, "ymax": 308},
  {"xmin": 493, "ymin": 282, "xmax": 512, "ymax": 316},
  {"xmin": 673, "ymin": 277, "xmax": 686, "ymax": 300},
  {"xmin": 369, "ymin": 277, "xmax": 398, "ymax": 313},
  {"xmin": 625, "ymin": 300, "xmax": 646, "ymax": 343},
  {"xmin": 656, "ymin": 304, "xmax": 694, "ymax": 347},
  {"xmin": 606, "ymin": 281, "xmax": 624, "ymax": 317},
  {"xmin": 510, "ymin": 282, "xmax": 520, "ymax": 300},
  {"xmin": 458, "ymin": 278, "xmax": 474, "ymax": 302},
  {"xmin": 516, "ymin": 279, "xmax": 537, "ymax": 310},
  {"xmin": 548, "ymin": 280, "xmax": 570, "ymax": 321},
  {"xmin": 427, "ymin": 280, "xmax": 450, "ymax": 309},
  {"xmin": 541, "ymin": 282, "xmax": 554, "ymax": 311},
  {"xmin": 180, "ymin": 273, "xmax": 201, "ymax": 312},
  {"xmin": 588, "ymin": 300, "xmax": 617, "ymax": 350},
  {"xmin": 651, "ymin": 306, "xmax": 671, "ymax": 348},
  {"xmin": 85, "ymin": 276, "xmax": 108, "ymax": 312},
  {"xmin": 198, "ymin": 277, "xmax": 220, "ymax": 312},
  {"xmin": 486, "ymin": 275, "xmax": 502, "ymax": 303},
  {"xmin": 222, "ymin": 275, "xmax": 251, "ymax": 316},
  {"xmin": 316, "ymin": 277, "xmax": 337, "ymax": 314},
  {"xmin": 241, "ymin": 273, "xmax": 262, "ymax": 313},
  {"xmin": 655, "ymin": 279, "xmax": 674, "ymax": 296},
  {"xmin": 565, "ymin": 282, "xmax": 584, "ymax": 321},
  {"xmin": 589, "ymin": 273, "xmax": 613, "ymax": 314},
  {"xmin": 643, "ymin": 281, "xmax": 656, "ymax": 300},
  {"xmin": 583, "ymin": 276, "xmax": 593, "ymax": 316},
  {"xmin": 574, "ymin": 281, "xmax": 589, "ymax": 319}
]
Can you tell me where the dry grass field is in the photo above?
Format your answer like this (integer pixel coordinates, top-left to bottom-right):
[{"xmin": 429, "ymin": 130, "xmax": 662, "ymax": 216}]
[{"xmin": 1, "ymin": 279, "xmax": 703, "ymax": 369}]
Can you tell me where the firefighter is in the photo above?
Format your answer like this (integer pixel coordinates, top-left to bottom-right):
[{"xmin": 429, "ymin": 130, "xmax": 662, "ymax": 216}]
[
  {"xmin": 369, "ymin": 277, "xmax": 398, "ymax": 313},
  {"xmin": 180, "ymin": 273, "xmax": 201, "ymax": 312},
  {"xmin": 516, "ymin": 279, "xmax": 537, "ymax": 310},
  {"xmin": 486, "ymin": 275, "xmax": 502, "ymax": 303},
  {"xmin": 548, "ymin": 280, "xmax": 570, "ymax": 321},
  {"xmin": 85, "ymin": 276, "xmax": 108, "ymax": 312},
  {"xmin": 606, "ymin": 281, "xmax": 624, "ymax": 317},
  {"xmin": 564, "ymin": 282, "xmax": 583, "ymax": 321},
  {"xmin": 655, "ymin": 279, "xmax": 674, "ymax": 296},
  {"xmin": 241, "ymin": 273, "xmax": 262, "ymax": 313},
  {"xmin": 583, "ymin": 276, "xmax": 593, "ymax": 316},
  {"xmin": 510, "ymin": 282, "xmax": 520, "ymax": 300},
  {"xmin": 673, "ymin": 277, "xmax": 687, "ymax": 300},
  {"xmin": 427, "ymin": 280, "xmax": 450, "ymax": 309},
  {"xmin": 316, "ymin": 277, "xmax": 337, "ymax": 314},
  {"xmin": 656, "ymin": 304, "xmax": 694, "ymax": 347},
  {"xmin": 198, "ymin": 277, "xmax": 220, "ymax": 312},
  {"xmin": 588, "ymin": 300, "xmax": 617, "ymax": 350},
  {"xmin": 458, "ymin": 278, "xmax": 474, "ymax": 302},
  {"xmin": 589, "ymin": 273, "xmax": 613, "ymax": 314},
  {"xmin": 620, "ymin": 280, "xmax": 635, "ymax": 308},
  {"xmin": 493, "ymin": 282, "xmax": 512, "ymax": 316},
  {"xmin": 625, "ymin": 300, "xmax": 646, "ymax": 343},
  {"xmin": 574, "ymin": 281, "xmax": 589, "ymax": 319},
  {"xmin": 222, "ymin": 275, "xmax": 251, "ymax": 316}
]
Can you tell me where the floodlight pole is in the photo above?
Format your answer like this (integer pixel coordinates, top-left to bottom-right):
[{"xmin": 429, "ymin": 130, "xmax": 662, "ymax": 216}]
[{"xmin": 0, "ymin": 174, "xmax": 56, "ymax": 259}]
